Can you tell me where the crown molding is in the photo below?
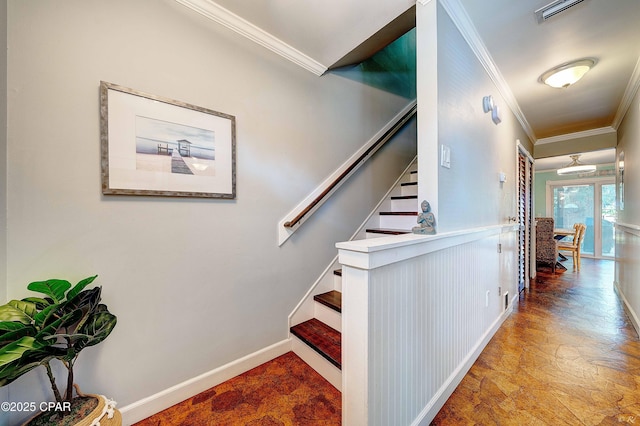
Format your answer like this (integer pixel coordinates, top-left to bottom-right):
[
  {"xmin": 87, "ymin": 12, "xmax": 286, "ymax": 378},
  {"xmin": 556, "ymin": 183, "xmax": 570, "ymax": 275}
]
[
  {"xmin": 535, "ymin": 126, "xmax": 616, "ymax": 145},
  {"xmin": 612, "ymin": 55, "xmax": 640, "ymax": 129},
  {"xmin": 174, "ymin": 0, "xmax": 328, "ymax": 76},
  {"xmin": 439, "ymin": 0, "xmax": 537, "ymax": 143}
]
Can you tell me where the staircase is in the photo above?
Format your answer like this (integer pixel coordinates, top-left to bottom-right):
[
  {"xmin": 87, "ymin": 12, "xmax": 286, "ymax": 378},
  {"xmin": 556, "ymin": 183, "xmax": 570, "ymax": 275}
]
[{"xmin": 289, "ymin": 161, "xmax": 418, "ymax": 389}]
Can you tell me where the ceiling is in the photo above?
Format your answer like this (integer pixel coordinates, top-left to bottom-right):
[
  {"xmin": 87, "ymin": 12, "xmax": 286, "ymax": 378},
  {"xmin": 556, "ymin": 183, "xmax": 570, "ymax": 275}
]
[
  {"xmin": 175, "ymin": 0, "xmax": 640, "ymax": 166},
  {"xmin": 534, "ymin": 148, "xmax": 615, "ymax": 171}
]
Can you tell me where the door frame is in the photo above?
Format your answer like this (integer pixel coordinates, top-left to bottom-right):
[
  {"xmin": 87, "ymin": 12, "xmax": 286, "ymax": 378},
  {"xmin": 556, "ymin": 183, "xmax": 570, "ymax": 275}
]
[{"xmin": 517, "ymin": 142, "xmax": 535, "ymax": 289}]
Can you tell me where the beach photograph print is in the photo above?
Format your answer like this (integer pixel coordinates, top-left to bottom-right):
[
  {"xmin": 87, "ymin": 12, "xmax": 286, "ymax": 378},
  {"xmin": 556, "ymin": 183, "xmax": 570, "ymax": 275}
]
[
  {"xmin": 135, "ymin": 116, "xmax": 216, "ymax": 177},
  {"xmin": 100, "ymin": 81, "xmax": 236, "ymax": 198}
]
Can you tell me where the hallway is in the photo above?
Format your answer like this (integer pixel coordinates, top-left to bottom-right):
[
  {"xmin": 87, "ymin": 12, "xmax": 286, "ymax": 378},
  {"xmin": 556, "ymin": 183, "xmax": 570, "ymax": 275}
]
[{"xmin": 433, "ymin": 258, "xmax": 640, "ymax": 425}]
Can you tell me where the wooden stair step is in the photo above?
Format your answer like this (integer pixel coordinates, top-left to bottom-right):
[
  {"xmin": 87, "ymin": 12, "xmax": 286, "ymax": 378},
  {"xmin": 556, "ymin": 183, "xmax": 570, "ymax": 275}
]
[
  {"xmin": 380, "ymin": 211, "xmax": 418, "ymax": 216},
  {"xmin": 366, "ymin": 228, "xmax": 412, "ymax": 235},
  {"xmin": 390, "ymin": 195, "xmax": 418, "ymax": 200},
  {"xmin": 314, "ymin": 290, "xmax": 342, "ymax": 313},
  {"xmin": 400, "ymin": 181, "xmax": 417, "ymax": 187},
  {"xmin": 290, "ymin": 318, "xmax": 341, "ymax": 369},
  {"xmin": 333, "ymin": 269, "xmax": 342, "ymax": 277}
]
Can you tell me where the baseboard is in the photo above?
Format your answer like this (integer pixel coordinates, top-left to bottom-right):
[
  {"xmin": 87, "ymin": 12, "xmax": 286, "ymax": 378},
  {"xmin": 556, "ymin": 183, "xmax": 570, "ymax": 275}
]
[
  {"xmin": 412, "ymin": 302, "xmax": 514, "ymax": 425},
  {"xmin": 614, "ymin": 281, "xmax": 640, "ymax": 337},
  {"xmin": 120, "ymin": 339, "xmax": 291, "ymax": 425}
]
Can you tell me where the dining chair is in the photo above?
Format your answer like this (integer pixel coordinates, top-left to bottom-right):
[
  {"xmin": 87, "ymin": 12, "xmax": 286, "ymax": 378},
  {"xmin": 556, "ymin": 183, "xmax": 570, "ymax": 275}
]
[{"xmin": 558, "ymin": 223, "xmax": 586, "ymax": 271}]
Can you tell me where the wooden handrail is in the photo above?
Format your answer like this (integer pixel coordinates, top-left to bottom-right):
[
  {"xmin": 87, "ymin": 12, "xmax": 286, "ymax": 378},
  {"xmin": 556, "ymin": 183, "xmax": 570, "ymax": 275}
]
[{"xmin": 284, "ymin": 104, "xmax": 417, "ymax": 228}]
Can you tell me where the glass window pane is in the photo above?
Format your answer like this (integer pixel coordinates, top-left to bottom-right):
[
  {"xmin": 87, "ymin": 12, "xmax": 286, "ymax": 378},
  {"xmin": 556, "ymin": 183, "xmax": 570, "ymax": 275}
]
[
  {"xmin": 552, "ymin": 184, "xmax": 594, "ymax": 255},
  {"xmin": 601, "ymin": 183, "xmax": 616, "ymax": 257}
]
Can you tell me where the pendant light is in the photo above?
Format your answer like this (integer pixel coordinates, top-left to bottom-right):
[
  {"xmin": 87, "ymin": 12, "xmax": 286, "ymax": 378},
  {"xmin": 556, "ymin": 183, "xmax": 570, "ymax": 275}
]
[{"xmin": 557, "ymin": 154, "xmax": 596, "ymax": 175}]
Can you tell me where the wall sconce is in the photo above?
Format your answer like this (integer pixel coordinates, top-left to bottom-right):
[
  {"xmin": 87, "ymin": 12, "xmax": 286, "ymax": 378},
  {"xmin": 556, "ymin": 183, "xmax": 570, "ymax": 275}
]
[{"xmin": 482, "ymin": 95, "xmax": 502, "ymax": 124}]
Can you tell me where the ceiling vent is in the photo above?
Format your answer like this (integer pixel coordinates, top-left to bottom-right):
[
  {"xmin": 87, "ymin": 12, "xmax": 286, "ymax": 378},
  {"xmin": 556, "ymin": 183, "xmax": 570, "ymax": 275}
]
[{"xmin": 535, "ymin": 0, "xmax": 587, "ymax": 23}]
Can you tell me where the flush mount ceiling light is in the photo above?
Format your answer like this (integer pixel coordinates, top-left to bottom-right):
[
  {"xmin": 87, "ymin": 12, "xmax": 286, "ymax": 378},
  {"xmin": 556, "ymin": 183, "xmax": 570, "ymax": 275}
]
[
  {"xmin": 539, "ymin": 58, "xmax": 597, "ymax": 89},
  {"xmin": 557, "ymin": 154, "xmax": 596, "ymax": 175}
]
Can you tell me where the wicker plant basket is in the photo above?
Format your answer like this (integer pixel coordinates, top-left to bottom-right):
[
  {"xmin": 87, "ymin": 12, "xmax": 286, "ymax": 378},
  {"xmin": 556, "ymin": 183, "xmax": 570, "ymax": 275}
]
[
  {"xmin": 70, "ymin": 393, "xmax": 122, "ymax": 426},
  {"xmin": 23, "ymin": 385, "xmax": 122, "ymax": 426}
]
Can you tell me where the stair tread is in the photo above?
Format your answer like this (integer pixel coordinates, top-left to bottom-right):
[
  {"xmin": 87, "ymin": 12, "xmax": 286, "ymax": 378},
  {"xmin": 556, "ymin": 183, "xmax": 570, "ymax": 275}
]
[
  {"xmin": 333, "ymin": 269, "xmax": 342, "ymax": 276},
  {"xmin": 401, "ymin": 181, "xmax": 418, "ymax": 186},
  {"xmin": 380, "ymin": 211, "xmax": 418, "ymax": 216},
  {"xmin": 390, "ymin": 195, "xmax": 418, "ymax": 200},
  {"xmin": 314, "ymin": 290, "xmax": 342, "ymax": 313},
  {"xmin": 291, "ymin": 318, "xmax": 341, "ymax": 369},
  {"xmin": 366, "ymin": 228, "xmax": 412, "ymax": 235}
]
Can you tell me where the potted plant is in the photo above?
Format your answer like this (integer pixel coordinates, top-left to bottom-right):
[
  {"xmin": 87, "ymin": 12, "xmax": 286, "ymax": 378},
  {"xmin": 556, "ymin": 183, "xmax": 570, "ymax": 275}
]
[{"xmin": 0, "ymin": 275, "xmax": 120, "ymax": 425}]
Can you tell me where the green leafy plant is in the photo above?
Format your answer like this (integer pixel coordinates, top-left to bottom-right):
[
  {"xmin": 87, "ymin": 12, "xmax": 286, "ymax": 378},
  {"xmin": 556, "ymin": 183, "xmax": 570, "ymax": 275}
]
[{"xmin": 0, "ymin": 275, "xmax": 117, "ymax": 403}]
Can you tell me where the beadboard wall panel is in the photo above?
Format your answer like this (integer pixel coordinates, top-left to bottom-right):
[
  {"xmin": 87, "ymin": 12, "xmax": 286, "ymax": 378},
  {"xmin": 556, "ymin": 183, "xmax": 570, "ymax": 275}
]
[{"xmin": 338, "ymin": 226, "xmax": 517, "ymax": 425}]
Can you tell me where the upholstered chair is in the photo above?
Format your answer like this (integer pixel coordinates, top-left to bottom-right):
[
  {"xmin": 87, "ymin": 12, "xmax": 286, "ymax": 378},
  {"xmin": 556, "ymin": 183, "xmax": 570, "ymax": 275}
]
[{"xmin": 535, "ymin": 217, "xmax": 558, "ymax": 273}]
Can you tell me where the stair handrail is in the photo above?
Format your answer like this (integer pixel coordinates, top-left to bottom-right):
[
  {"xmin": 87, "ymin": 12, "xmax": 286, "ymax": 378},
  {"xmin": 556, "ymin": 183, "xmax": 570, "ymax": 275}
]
[{"xmin": 278, "ymin": 100, "xmax": 417, "ymax": 245}]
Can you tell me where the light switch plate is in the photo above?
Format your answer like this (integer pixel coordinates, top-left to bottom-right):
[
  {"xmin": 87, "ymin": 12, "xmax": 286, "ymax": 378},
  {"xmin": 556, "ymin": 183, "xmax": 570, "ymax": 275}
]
[{"xmin": 441, "ymin": 145, "xmax": 451, "ymax": 168}]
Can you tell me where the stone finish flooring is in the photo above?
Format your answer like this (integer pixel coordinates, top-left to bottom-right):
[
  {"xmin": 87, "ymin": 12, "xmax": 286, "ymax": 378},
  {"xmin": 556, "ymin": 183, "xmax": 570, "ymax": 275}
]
[
  {"xmin": 433, "ymin": 258, "xmax": 640, "ymax": 425},
  {"xmin": 135, "ymin": 258, "xmax": 639, "ymax": 425},
  {"xmin": 133, "ymin": 352, "xmax": 341, "ymax": 425}
]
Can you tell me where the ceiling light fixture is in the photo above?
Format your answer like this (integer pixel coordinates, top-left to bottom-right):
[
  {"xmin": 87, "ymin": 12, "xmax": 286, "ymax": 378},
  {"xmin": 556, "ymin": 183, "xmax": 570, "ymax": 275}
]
[
  {"xmin": 557, "ymin": 154, "xmax": 596, "ymax": 175},
  {"xmin": 539, "ymin": 58, "xmax": 596, "ymax": 88}
]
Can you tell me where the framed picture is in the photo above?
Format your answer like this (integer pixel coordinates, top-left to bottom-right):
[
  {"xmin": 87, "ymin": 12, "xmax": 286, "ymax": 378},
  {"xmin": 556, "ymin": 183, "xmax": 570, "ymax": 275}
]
[{"xmin": 100, "ymin": 81, "xmax": 236, "ymax": 198}]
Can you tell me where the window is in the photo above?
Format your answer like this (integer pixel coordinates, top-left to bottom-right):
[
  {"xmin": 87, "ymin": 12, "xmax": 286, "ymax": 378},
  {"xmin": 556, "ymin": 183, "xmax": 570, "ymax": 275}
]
[{"xmin": 547, "ymin": 178, "xmax": 615, "ymax": 259}]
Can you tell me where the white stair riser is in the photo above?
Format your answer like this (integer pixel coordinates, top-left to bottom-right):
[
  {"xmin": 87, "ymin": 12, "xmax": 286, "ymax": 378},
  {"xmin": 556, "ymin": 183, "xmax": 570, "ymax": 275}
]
[
  {"xmin": 400, "ymin": 184, "xmax": 418, "ymax": 196},
  {"xmin": 314, "ymin": 302, "xmax": 341, "ymax": 332},
  {"xmin": 409, "ymin": 171, "xmax": 418, "ymax": 183},
  {"xmin": 334, "ymin": 273, "xmax": 342, "ymax": 292},
  {"xmin": 292, "ymin": 337, "xmax": 342, "ymax": 391},
  {"xmin": 391, "ymin": 198, "xmax": 418, "ymax": 211},
  {"xmin": 379, "ymin": 215, "xmax": 417, "ymax": 229}
]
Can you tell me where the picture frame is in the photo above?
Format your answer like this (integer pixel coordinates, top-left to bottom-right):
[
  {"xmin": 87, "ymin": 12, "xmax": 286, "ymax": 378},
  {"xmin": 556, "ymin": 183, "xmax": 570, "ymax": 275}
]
[{"xmin": 100, "ymin": 81, "xmax": 236, "ymax": 198}]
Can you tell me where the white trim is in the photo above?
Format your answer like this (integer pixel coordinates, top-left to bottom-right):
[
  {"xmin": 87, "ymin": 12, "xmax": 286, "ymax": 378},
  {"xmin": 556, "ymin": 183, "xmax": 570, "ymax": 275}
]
[
  {"xmin": 173, "ymin": 0, "xmax": 327, "ymax": 76},
  {"xmin": 337, "ymin": 224, "xmax": 518, "ymax": 270},
  {"xmin": 416, "ymin": 0, "xmax": 434, "ymax": 5},
  {"xmin": 120, "ymin": 339, "xmax": 291, "ymax": 425},
  {"xmin": 517, "ymin": 140, "xmax": 534, "ymax": 163},
  {"xmin": 278, "ymin": 100, "xmax": 417, "ymax": 246},
  {"xmin": 616, "ymin": 222, "xmax": 640, "ymax": 237},
  {"xmin": 439, "ymin": 0, "xmax": 536, "ymax": 143},
  {"xmin": 287, "ymin": 255, "xmax": 339, "ymax": 327},
  {"xmin": 535, "ymin": 126, "xmax": 616, "ymax": 145},
  {"xmin": 612, "ymin": 55, "xmax": 640, "ymax": 129},
  {"xmin": 412, "ymin": 298, "xmax": 515, "ymax": 425},
  {"xmin": 614, "ymin": 281, "xmax": 640, "ymax": 337}
]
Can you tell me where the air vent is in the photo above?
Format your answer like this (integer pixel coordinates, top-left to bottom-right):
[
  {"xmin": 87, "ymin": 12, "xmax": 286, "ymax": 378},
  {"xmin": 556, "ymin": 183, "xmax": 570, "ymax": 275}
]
[{"xmin": 535, "ymin": 0, "xmax": 586, "ymax": 23}]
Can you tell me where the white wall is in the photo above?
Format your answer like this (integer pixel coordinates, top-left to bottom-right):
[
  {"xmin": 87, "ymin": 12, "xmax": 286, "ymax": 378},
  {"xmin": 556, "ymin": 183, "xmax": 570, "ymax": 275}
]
[
  {"xmin": 0, "ymin": 0, "xmax": 8, "ymax": 412},
  {"xmin": 434, "ymin": 3, "xmax": 531, "ymax": 233},
  {"xmin": 3, "ymin": 0, "xmax": 416, "ymax": 423},
  {"xmin": 615, "ymin": 85, "xmax": 640, "ymax": 333}
]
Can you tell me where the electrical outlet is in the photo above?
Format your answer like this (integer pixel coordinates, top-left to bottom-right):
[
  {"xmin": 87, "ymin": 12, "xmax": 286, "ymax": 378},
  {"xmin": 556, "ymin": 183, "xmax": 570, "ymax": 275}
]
[{"xmin": 498, "ymin": 286, "xmax": 502, "ymax": 296}]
